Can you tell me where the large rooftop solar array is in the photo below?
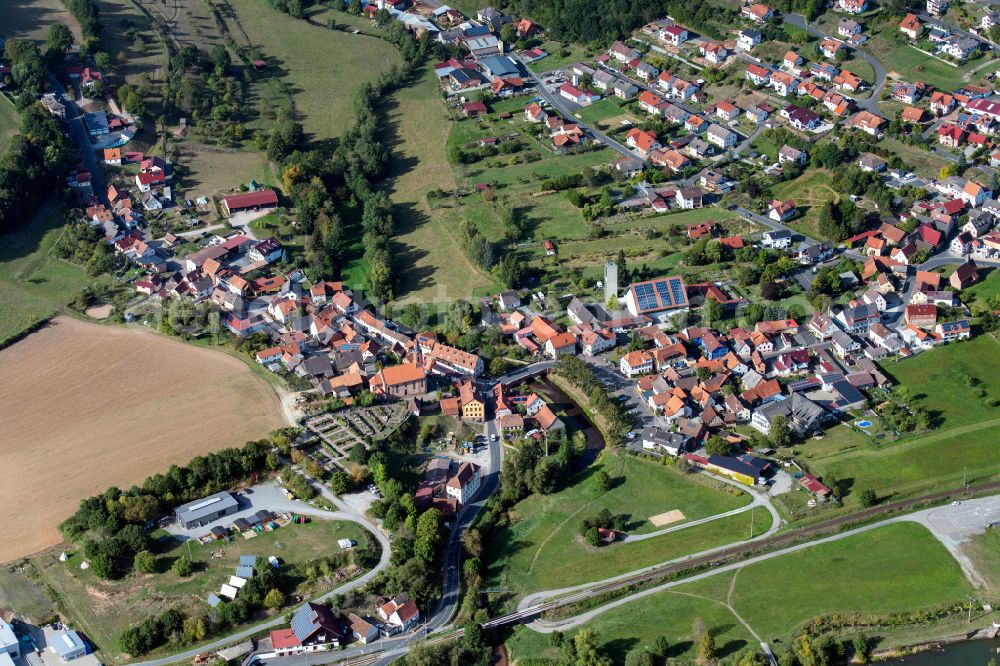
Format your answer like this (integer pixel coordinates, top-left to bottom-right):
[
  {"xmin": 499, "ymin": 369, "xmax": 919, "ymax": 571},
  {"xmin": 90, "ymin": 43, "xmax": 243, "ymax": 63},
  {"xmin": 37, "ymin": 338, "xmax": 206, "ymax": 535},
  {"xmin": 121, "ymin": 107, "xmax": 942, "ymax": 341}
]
[{"xmin": 630, "ymin": 276, "xmax": 687, "ymax": 313}]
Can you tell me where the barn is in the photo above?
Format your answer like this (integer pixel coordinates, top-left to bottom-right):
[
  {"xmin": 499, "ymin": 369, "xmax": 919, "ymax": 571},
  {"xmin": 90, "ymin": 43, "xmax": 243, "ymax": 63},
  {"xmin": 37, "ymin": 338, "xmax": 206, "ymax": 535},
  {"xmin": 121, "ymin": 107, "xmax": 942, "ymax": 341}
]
[{"xmin": 222, "ymin": 189, "xmax": 278, "ymax": 216}]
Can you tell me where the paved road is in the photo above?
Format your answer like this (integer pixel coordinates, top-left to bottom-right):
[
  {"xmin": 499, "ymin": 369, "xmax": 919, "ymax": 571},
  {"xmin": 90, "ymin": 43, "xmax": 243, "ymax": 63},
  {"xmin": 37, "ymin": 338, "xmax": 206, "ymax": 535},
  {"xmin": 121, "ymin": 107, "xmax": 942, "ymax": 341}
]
[
  {"xmin": 622, "ymin": 473, "xmax": 780, "ymax": 544},
  {"xmin": 784, "ymin": 14, "xmax": 888, "ymax": 112},
  {"xmin": 49, "ymin": 74, "xmax": 108, "ymax": 207},
  {"xmin": 523, "ymin": 492, "xmax": 1000, "ymax": 635},
  {"xmin": 516, "ymin": 56, "xmax": 637, "ymax": 161},
  {"xmin": 130, "ymin": 487, "xmax": 391, "ymax": 666}
]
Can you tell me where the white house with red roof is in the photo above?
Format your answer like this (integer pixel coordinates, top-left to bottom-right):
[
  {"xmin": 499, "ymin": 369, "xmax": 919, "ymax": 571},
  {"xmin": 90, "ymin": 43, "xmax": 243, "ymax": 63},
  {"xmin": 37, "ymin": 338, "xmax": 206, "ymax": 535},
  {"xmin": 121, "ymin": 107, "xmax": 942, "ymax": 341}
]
[
  {"xmin": 558, "ymin": 82, "xmax": 599, "ymax": 105},
  {"xmin": 625, "ymin": 128, "xmax": 661, "ymax": 156},
  {"xmin": 376, "ymin": 594, "xmax": 420, "ymax": 635},
  {"xmin": 446, "ymin": 461, "xmax": 481, "ymax": 504}
]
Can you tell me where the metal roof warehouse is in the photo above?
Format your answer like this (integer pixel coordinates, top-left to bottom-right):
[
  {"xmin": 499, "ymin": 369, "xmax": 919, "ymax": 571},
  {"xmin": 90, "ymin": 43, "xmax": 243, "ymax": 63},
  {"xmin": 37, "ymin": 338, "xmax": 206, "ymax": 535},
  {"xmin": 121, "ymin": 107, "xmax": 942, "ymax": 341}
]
[{"xmin": 174, "ymin": 491, "xmax": 240, "ymax": 529}]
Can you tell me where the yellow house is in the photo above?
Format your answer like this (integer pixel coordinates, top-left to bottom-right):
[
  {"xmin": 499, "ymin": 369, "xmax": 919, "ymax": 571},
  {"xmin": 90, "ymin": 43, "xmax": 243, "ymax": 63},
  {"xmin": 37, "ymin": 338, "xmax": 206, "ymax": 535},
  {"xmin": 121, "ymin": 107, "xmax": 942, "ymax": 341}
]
[{"xmin": 459, "ymin": 381, "xmax": 485, "ymax": 423}]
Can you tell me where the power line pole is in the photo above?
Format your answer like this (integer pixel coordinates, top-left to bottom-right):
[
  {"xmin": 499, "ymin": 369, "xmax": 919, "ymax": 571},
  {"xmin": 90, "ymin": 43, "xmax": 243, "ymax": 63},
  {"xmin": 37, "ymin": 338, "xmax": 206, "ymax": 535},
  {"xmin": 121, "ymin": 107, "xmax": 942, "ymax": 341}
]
[
  {"xmin": 749, "ymin": 505, "xmax": 755, "ymax": 539},
  {"xmin": 967, "ymin": 595, "xmax": 975, "ymax": 623}
]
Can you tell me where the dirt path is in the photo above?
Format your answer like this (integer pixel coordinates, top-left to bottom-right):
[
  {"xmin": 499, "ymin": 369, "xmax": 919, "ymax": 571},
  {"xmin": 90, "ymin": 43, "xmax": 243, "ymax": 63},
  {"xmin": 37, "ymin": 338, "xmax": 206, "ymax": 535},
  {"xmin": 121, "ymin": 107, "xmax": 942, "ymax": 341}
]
[{"xmin": 0, "ymin": 318, "xmax": 287, "ymax": 563}]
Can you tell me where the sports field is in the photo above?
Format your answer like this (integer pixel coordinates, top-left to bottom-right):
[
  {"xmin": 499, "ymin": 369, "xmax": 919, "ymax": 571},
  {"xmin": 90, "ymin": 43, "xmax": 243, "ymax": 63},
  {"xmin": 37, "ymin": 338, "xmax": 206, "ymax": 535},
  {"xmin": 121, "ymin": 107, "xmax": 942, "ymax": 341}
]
[
  {"xmin": 485, "ymin": 450, "xmax": 755, "ymax": 598},
  {"xmin": 507, "ymin": 522, "xmax": 972, "ymax": 662},
  {"xmin": 0, "ymin": 317, "xmax": 288, "ymax": 563}
]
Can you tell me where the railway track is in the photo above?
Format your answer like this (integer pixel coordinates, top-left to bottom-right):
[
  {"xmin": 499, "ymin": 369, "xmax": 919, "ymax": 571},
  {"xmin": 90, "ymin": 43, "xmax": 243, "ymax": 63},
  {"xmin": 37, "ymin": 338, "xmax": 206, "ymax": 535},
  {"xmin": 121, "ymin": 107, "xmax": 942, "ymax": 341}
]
[{"xmin": 483, "ymin": 480, "xmax": 1000, "ymax": 628}]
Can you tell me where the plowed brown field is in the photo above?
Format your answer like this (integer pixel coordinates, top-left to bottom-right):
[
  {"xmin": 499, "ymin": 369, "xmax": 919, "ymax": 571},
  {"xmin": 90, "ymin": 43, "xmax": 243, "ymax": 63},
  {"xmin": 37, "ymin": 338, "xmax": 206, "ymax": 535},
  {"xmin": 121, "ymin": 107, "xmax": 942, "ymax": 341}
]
[{"xmin": 0, "ymin": 318, "xmax": 287, "ymax": 563}]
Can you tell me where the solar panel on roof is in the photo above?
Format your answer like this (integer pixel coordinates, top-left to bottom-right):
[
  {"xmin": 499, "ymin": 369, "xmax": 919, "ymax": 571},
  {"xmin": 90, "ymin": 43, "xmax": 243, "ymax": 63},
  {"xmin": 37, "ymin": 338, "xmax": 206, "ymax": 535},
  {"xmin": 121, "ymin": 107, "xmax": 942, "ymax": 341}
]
[
  {"xmin": 290, "ymin": 604, "xmax": 317, "ymax": 642},
  {"xmin": 669, "ymin": 277, "xmax": 685, "ymax": 304},
  {"xmin": 654, "ymin": 280, "xmax": 673, "ymax": 307},
  {"xmin": 635, "ymin": 283, "xmax": 657, "ymax": 311}
]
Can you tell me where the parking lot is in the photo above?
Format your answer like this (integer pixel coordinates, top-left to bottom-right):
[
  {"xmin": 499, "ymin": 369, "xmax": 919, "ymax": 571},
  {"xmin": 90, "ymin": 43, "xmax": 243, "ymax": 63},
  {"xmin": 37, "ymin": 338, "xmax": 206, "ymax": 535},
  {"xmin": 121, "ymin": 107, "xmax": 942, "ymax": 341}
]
[{"xmin": 921, "ymin": 496, "xmax": 1000, "ymax": 545}]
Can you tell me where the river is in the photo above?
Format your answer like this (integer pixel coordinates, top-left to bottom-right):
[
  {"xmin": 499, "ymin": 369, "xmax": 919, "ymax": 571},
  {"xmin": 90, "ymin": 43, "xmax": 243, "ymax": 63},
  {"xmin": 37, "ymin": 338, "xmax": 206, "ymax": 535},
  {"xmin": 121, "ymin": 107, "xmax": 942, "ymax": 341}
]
[
  {"xmin": 882, "ymin": 638, "xmax": 1000, "ymax": 665},
  {"xmin": 532, "ymin": 378, "xmax": 606, "ymax": 468}
]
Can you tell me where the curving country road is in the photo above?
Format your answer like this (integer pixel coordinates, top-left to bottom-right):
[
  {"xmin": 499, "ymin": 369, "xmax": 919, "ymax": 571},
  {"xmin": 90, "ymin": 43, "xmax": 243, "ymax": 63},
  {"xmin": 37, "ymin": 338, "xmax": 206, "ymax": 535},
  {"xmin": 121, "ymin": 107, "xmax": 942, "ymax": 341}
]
[
  {"xmin": 129, "ymin": 497, "xmax": 391, "ymax": 666},
  {"xmin": 784, "ymin": 14, "xmax": 888, "ymax": 112}
]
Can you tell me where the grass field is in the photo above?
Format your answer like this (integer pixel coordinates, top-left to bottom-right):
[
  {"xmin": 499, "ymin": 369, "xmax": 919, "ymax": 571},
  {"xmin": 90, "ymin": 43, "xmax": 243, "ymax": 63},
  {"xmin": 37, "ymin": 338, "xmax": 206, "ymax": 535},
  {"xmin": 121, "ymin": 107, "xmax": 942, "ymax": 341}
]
[
  {"xmin": 959, "ymin": 525, "xmax": 1000, "ymax": 592},
  {"xmin": 867, "ymin": 37, "xmax": 986, "ymax": 90},
  {"xmin": 507, "ymin": 522, "xmax": 973, "ymax": 662},
  {"xmin": 772, "ymin": 168, "xmax": 839, "ymax": 239},
  {"xmin": 886, "ymin": 334, "xmax": 1000, "ymax": 431},
  {"xmin": 0, "ymin": 317, "xmax": 288, "ymax": 563},
  {"xmin": 0, "ymin": 0, "xmax": 81, "ymax": 42},
  {"xmin": 805, "ymin": 336, "xmax": 1000, "ymax": 504},
  {"xmin": 529, "ymin": 41, "xmax": 594, "ymax": 75},
  {"xmin": 880, "ymin": 137, "xmax": 950, "ymax": 179},
  {"xmin": 574, "ymin": 98, "xmax": 640, "ymax": 130},
  {"xmin": 961, "ymin": 267, "xmax": 1000, "ymax": 309},
  {"xmin": 380, "ymin": 66, "xmax": 493, "ymax": 301},
  {"xmin": 172, "ymin": 143, "xmax": 275, "ymax": 200},
  {"xmin": 226, "ymin": 0, "xmax": 401, "ymax": 145},
  {"xmin": 94, "ymin": 0, "xmax": 168, "ymax": 87},
  {"xmin": 728, "ymin": 522, "xmax": 972, "ymax": 639},
  {"xmin": 30, "ymin": 518, "xmax": 367, "ymax": 659},
  {"xmin": 0, "ymin": 205, "xmax": 103, "ymax": 344},
  {"xmin": 485, "ymin": 450, "xmax": 754, "ymax": 598},
  {"xmin": 0, "ymin": 96, "xmax": 19, "ymax": 156}
]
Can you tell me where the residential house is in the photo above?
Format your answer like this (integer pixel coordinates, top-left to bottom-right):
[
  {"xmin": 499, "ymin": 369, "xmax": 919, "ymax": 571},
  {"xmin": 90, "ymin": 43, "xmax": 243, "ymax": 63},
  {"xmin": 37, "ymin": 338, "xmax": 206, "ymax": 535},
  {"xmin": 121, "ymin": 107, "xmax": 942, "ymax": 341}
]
[
  {"xmin": 778, "ymin": 145, "xmax": 807, "ymax": 164},
  {"xmin": 950, "ymin": 260, "xmax": 980, "ymax": 289},
  {"xmin": 609, "ymin": 40, "xmax": 640, "ymax": 63},
  {"xmin": 768, "ymin": 199, "xmax": 796, "ymax": 222},
  {"xmin": 706, "ymin": 124, "xmax": 737, "ymax": 149},
  {"xmin": 930, "ymin": 91, "xmax": 956, "ymax": 115},
  {"xmin": 838, "ymin": 0, "xmax": 867, "ymax": 13},
  {"xmin": 675, "ymin": 186, "xmax": 704, "ymax": 209},
  {"xmin": 939, "ymin": 124, "xmax": 965, "ymax": 148},
  {"xmin": 849, "ymin": 111, "xmax": 887, "ymax": 137},
  {"xmin": 900, "ymin": 13, "xmax": 922, "ymax": 38},
  {"xmin": 660, "ymin": 25, "xmax": 688, "ymax": 46},
  {"xmin": 626, "ymin": 128, "xmax": 661, "ymax": 156},
  {"xmin": 745, "ymin": 63, "xmax": 771, "ymax": 86},
  {"xmin": 620, "ymin": 350, "xmax": 655, "ymax": 377},
  {"xmin": 376, "ymin": 595, "xmax": 420, "ymax": 636},
  {"xmin": 737, "ymin": 29, "xmax": 763, "ymax": 51},
  {"xmin": 700, "ymin": 41, "xmax": 728, "ymax": 64},
  {"xmin": 742, "ymin": 4, "xmax": 774, "ymax": 22}
]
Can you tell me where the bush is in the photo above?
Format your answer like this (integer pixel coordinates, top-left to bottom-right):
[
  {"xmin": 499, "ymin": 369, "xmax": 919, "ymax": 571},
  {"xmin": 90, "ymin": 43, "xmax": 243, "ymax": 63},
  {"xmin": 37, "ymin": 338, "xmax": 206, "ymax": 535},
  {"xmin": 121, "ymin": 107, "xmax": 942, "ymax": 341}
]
[
  {"xmin": 172, "ymin": 555, "xmax": 194, "ymax": 577},
  {"xmin": 133, "ymin": 550, "xmax": 157, "ymax": 574}
]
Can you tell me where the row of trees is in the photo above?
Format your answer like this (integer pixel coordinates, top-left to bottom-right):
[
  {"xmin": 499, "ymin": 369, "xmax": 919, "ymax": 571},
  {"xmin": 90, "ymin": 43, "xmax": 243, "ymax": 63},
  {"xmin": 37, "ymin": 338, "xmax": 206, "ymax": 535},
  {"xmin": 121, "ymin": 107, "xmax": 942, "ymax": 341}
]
[
  {"xmin": 119, "ymin": 566, "xmax": 284, "ymax": 655},
  {"xmin": 59, "ymin": 436, "xmax": 287, "ymax": 578},
  {"xmin": 554, "ymin": 355, "xmax": 631, "ymax": 439},
  {"xmin": 0, "ymin": 103, "xmax": 74, "ymax": 233}
]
